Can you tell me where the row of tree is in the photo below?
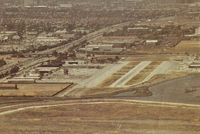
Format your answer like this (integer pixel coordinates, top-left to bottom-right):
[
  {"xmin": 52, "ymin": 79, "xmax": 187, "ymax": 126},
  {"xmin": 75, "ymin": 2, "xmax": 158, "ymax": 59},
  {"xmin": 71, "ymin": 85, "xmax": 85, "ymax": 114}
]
[{"xmin": 0, "ymin": 59, "xmax": 6, "ymax": 67}]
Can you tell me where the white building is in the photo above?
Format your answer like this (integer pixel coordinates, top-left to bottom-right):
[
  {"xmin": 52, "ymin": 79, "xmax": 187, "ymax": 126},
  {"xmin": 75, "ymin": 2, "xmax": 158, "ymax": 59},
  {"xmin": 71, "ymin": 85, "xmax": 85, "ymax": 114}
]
[
  {"xmin": 59, "ymin": 4, "xmax": 73, "ymax": 8},
  {"xmin": 82, "ymin": 44, "xmax": 124, "ymax": 53},
  {"xmin": 127, "ymin": 27, "xmax": 149, "ymax": 33},
  {"xmin": 195, "ymin": 27, "xmax": 200, "ymax": 35},
  {"xmin": 145, "ymin": 40, "xmax": 158, "ymax": 45}
]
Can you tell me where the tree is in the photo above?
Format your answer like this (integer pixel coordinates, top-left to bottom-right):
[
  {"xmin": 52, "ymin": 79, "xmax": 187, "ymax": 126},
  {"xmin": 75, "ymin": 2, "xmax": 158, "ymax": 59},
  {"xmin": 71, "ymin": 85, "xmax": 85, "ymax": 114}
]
[
  {"xmin": 115, "ymin": 56, "xmax": 120, "ymax": 61},
  {"xmin": 17, "ymin": 21, "xmax": 26, "ymax": 39},
  {"xmin": 52, "ymin": 50, "xmax": 58, "ymax": 57},
  {"xmin": 10, "ymin": 66, "xmax": 20, "ymax": 74}
]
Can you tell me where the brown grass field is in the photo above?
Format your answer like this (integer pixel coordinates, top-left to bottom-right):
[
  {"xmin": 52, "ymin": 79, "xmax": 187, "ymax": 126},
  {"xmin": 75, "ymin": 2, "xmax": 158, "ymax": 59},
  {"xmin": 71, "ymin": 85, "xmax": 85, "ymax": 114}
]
[
  {"xmin": 175, "ymin": 40, "xmax": 200, "ymax": 53},
  {"xmin": 0, "ymin": 100, "xmax": 200, "ymax": 134},
  {"xmin": 0, "ymin": 84, "xmax": 70, "ymax": 97}
]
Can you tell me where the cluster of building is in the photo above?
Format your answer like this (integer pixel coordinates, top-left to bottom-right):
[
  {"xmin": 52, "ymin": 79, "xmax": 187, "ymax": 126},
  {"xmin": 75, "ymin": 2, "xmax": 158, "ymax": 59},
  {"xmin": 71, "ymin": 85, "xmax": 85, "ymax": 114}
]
[
  {"xmin": 0, "ymin": 31, "xmax": 20, "ymax": 42},
  {"xmin": 7, "ymin": 58, "xmax": 106, "ymax": 84},
  {"xmin": 0, "ymin": 29, "xmax": 75, "ymax": 54},
  {"xmin": 80, "ymin": 36, "xmax": 138, "ymax": 53}
]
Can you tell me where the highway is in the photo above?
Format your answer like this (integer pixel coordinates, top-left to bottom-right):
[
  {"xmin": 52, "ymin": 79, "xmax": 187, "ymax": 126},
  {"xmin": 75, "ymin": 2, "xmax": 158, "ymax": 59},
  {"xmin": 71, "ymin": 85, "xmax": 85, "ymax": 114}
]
[
  {"xmin": 36, "ymin": 21, "xmax": 131, "ymax": 55},
  {"xmin": 0, "ymin": 21, "xmax": 131, "ymax": 80}
]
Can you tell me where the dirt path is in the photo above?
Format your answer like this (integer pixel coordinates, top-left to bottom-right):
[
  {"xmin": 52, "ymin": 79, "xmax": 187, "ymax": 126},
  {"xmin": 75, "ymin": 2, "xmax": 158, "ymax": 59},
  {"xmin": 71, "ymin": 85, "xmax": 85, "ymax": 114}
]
[{"xmin": 1, "ymin": 99, "xmax": 200, "ymax": 116}]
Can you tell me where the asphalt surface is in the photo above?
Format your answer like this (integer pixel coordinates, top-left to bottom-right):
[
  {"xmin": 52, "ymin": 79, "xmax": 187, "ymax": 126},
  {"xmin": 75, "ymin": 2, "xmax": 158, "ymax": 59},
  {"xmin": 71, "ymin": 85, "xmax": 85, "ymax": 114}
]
[
  {"xmin": 116, "ymin": 74, "xmax": 200, "ymax": 104},
  {"xmin": 110, "ymin": 61, "xmax": 152, "ymax": 88},
  {"xmin": 142, "ymin": 61, "xmax": 177, "ymax": 82},
  {"xmin": 59, "ymin": 61, "xmax": 129, "ymax": 97}
]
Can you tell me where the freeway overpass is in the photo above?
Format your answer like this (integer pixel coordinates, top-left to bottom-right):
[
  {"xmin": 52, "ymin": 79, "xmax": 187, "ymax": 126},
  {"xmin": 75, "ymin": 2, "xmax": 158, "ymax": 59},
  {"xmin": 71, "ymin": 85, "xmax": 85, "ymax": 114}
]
[{"xmin": 0, "ymin": 21, "xmax": 131, "ymax": 80}]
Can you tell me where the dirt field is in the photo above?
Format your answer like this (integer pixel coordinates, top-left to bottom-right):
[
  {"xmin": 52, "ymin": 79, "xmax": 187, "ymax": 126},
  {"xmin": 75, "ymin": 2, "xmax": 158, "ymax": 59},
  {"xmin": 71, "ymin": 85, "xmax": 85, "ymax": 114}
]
[
  {"xmin": 0, "ymin": 84, "xmax": 70, "ymax": 97},
  {"xmin": 0, "ymin": 100, "xmax": 200, "ymax": 134},
  {"xmin": 175, "ymin": 40, "xmax": 200, "ymax": 53}
]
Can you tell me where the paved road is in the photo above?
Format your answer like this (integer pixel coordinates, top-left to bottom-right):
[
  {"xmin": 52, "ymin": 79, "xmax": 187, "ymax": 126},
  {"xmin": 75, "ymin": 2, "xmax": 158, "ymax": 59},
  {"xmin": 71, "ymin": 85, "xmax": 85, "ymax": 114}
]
[
  {"xmin": 56, "ymin": 61, "xmax": 129, "ymax": 97},
  {"xmin": 37, "ymin": 21, "xmax": 131, "ymax": 55},
  {"xmin": 116, "ymin": 74, "xmax": 200, "ymax": 105},
  {"xmin": 0, "ymin": 98, "xmax": 199, "ymax": 134},
  {"xmin": 143, "ymin": 61, "xmax": 177, "ymax": 82},
  {"xmin": 0, "ymin": 21, "xmax": 131, "ymax": 81},
  {"xmin": 123, "ymin": 61, "xmax": 178, "ymax": 87},
  {"xmin": 110, "ymin": 61, "xmax": 152, "ymax": 88},
  {"xmin": 110, "ymin": 61, "xmax": 177, "ymax": 88}
]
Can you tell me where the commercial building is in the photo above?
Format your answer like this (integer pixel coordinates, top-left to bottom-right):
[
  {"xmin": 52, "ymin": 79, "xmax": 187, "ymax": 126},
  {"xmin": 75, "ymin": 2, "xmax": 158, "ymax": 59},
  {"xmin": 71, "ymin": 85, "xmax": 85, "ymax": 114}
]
[
  {"xmin": 145, "ymin": 40, "xmax": 159, "ymax": 45},
  {"xmin": 127, "ymin": 27, "xmax": 150, "ymax": 33},
  {"xmin": 35, "ymin": 67, "xmax": 59, "ymax": 75},
  {"xmin": 189, "ymin": 63, "xmax": 200, "ymax": 68},
  {"xmin": 62, "ymin": 60, "xmax": 103, "ymax": 68},
  {"xmin": 82, "ymin": 44, "xmax": 124, "ymax": 53}
]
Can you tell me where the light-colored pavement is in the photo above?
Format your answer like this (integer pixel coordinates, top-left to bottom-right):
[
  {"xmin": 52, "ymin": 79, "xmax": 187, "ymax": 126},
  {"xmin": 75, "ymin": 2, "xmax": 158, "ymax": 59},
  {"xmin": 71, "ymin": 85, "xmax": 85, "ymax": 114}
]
[
  {"xmin": 110, "ymin": 61, "xmax": 178, "ymax": 88},
  {"xmin": 110, "ymin": 61, "xmax": 152, "ymax": 88},
  {"xmin": 81, "ymin": 62, "xmax": 129, "ymax": 88},
  {"xmin": 142, "ymin": 61, "xmax": 177, "ymax": 82},
  {"xmin": 123, "ymin": 61, "xmax": 177, "ymax": 87},
  {"xmin": 57, "ymin": 61, "xmax": 129, "ymax": 97}
]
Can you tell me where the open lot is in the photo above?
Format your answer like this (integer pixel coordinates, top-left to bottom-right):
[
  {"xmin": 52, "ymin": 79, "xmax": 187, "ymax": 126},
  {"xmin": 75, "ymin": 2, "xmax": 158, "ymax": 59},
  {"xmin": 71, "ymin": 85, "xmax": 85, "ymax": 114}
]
[
  {"xmin": 175, "ymin": 41, "xmax": 200, "ymax": 53},
  {"xmin": 0, "ymin": 100, "xmax": 200, "ymax": 134},
  {"xmin": 46, "ymin": 68, "xmax": 99, "ymax": 84},
  {"xmin": 0, "ymin": 83, "xmax": 71, "ymax": 97}
]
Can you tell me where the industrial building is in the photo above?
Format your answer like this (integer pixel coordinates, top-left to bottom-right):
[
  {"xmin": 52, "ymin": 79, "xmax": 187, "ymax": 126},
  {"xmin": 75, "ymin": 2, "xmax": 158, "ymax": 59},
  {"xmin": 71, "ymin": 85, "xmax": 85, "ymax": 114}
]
[
  {"xmin": 82, "ymin": 44, "xmax": 124, "ymax": 53},
  {"xmin": 145, "ymin": 40, "xmax": 159, "ymax": 45}
]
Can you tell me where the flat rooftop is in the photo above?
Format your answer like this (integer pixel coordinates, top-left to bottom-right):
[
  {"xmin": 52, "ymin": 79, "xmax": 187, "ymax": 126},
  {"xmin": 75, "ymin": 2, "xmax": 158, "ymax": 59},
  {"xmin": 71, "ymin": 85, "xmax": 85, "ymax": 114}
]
[{"xmin": 92, "ymin": 36, "xmax": 139, "ymax": 44}]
